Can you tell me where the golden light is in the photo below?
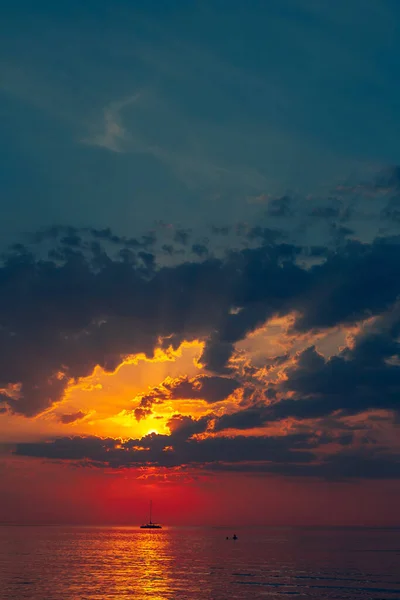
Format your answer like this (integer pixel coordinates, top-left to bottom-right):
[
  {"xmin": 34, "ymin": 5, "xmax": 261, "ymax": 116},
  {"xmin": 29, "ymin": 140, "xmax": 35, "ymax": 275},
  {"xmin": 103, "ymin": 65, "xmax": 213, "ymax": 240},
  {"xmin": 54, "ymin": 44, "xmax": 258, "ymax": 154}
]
[
  {"xmin": 145, "ymin": 429, "xmax": 160, "ymax": 436},
  {"xmin": 44, "ymin": 340, "xmax": 206, "ymax": 440}
]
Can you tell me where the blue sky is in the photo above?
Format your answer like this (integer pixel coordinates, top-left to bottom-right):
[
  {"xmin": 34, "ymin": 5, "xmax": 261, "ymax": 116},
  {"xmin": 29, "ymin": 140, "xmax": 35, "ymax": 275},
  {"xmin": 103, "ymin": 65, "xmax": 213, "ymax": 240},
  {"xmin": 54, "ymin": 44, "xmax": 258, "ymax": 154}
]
[{"xmin": 1, "ymin": 0, "xmax": 399, "ymax": 241}]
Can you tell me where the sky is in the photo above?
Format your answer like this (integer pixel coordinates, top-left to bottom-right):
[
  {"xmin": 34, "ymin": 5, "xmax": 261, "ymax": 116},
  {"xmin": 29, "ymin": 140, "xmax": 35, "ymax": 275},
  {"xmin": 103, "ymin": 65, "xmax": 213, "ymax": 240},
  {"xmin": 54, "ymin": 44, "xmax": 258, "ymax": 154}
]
[{"xmin": 1, "ymin": 0, "xmax": 400, "ymax": 526}]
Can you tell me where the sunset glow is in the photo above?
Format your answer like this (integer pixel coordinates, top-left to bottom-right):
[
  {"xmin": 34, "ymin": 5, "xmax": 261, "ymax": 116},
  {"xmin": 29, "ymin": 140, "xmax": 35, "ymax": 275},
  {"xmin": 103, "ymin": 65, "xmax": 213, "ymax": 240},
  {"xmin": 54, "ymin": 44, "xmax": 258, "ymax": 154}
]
[{"xmin": 1, "ymin": 0, "xmax": 400, "ymax": 532}]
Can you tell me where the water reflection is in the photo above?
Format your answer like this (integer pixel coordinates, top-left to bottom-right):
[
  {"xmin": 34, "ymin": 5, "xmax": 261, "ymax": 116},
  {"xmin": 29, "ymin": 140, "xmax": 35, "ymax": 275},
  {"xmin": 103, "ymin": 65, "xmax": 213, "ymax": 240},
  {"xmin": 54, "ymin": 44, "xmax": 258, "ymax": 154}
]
[
  {"xmin": 62, "ymin": 528, "xmax": 173, "ymax": 600},
  {"xmin": 1, "ymin": 526, "xmax": 399, "ymax": 600},
  {"xmin": 132, "ymin": 531, "xmax": 173, "ymax": 599},
  {"xmin": 86, "ymin": 528, "xmax": 172, "ymax": 600}
]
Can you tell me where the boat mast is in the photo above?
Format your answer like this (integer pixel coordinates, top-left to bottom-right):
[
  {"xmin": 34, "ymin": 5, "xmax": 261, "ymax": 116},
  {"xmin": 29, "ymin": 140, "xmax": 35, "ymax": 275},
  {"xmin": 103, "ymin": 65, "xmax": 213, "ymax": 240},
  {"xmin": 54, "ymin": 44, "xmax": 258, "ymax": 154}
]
[{"xmin": 150, "ymin": 500, "xmax": 152, "ymax": 523}]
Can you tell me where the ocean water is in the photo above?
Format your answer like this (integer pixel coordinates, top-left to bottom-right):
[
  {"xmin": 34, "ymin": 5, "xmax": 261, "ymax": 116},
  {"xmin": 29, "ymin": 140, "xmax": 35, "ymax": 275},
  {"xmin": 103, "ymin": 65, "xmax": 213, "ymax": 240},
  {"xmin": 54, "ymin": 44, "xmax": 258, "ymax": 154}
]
[{"xmin": 0, "ymin": 526, "xmax": 399, "ymax": 599}]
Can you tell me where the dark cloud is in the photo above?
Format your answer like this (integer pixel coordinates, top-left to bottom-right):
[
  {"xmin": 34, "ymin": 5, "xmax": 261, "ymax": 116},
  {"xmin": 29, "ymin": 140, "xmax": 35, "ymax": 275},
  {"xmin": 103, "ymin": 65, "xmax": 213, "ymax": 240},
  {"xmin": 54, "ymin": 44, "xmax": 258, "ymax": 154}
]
[
  {"xmin": 3, "ymin": 193, "xmax": 400, "ymax": 419},
  {"xmin": 58, "ymin": 411, "xmax": 87, "ymax": 424},
  {"xmin": 329, "ymin": 223, "xmax": 354, "ymax": 245},
  {"xmin": 213, "ymin": 405, "xmax": 355, "ymax": 446},
  {"xmin": 191, "ymin": 243, "xmax": 208, "ymax": 257},
  {"xmin": 246, "ymin": 227, "xmax": 284, "ymax": 244},
  {"xmin": 266, "ymin": 195, "xmax": 292, "ymax": 217},
  {"xmin": 265, "ymin": 309, "xmax": 400, "ymax": 421},
  {"xmin": 293, "ymin": 239, "xmax": 400, "ymax": 331},
  {"xmin": 213, "ymin": 407, "xmax": 267, "ymax": 431},
  {"xmin": 200, "ymin": 339, "xmax": 236, "ymax": 374},
  {"xmin": 60, "ymin": 234, "xmax": 82, "ymax": 247},
  {"xmin": 89, "ymin": 227, "xmax": 123, "ymax": 244},
  {"xmin": 13, "ymin": 428, "xmax": 398, "ymax": 480},
  {"xmin": 273, "ymin": 448, "xmax": 400, "ymax": 480},
  {"xmin": 164, "ymin": 375, "xmax": 239, "ymax": 403},
  {"xmin": 13, "ymin": 430, "xmax": 319, "ymax": 470},
  {"xmin": 336, "ymin": 166, "xmax": 400, "ymax": 197},
  {"xmin": 133, "ymin": 375, "xmax": 239, "ymax": 420},
  {"xmin": 173, "ymin": 228, "xmax": 191, "ymax": 245},
  {"xmin": 166, "ymin": 414, "xmax": 211, "ymax": 439},
  {"xmin": 381, "ymin": 197, "xmax": 400, "ymax": 223},
  {"xmin": 207, "ymin": 448, "xmax": 400, "ymax": 480},
  {"xmin": 134, "ymin": 407, "xmax": 153, "ymax": 421}
]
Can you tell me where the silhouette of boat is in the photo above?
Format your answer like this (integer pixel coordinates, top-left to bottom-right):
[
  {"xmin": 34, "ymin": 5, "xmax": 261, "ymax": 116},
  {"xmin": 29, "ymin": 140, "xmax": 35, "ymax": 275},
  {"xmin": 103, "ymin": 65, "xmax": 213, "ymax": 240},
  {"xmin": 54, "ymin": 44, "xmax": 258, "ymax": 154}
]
[{"xmin": 140, "ymin": 500, "xmax": 162, "ymax": 529}]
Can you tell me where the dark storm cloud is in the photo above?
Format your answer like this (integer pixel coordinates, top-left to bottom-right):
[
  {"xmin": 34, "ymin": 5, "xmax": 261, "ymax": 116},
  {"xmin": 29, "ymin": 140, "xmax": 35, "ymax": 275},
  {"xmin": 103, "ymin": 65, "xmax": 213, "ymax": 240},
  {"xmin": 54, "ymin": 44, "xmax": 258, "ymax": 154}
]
[
  {"xmin": 381, "ymin": 197, "xmax": 400, "ymax": 223},
  {"xmin": 274, "ymin": 448, "xmax": 400, "ymax": 480},
  {"xmin": 260, "ymin": 193, "xmax": 354, "ymax": 226},
  {"xmin": 133, "ymin": 375, "xmax": 240, "ymax": 420},
  {"xmin": 164, "ymin": 375, "xmax": 240, "ymax": 403},
  {"xmin": 173, "ymin": 228, "xmax": 191, "ymax": 246},
  {"xmin": 166, "ymin": 414, "xmax": 211, "ymax": 439},
  {"xmin": 28, "ymin": 225, "xmax": 156, "ymax": 252},
  {"xmin": 246, "ymin": 227, "xmax": 284, "ymax": 244},
  {"xmin": 3, "ymin": 190, "xmax": 400, "ymax": 418},
  {"xmin": 294, "ymin": 239, "xmax": 400, "ymax": 331},
  {"xmin": 14, "ymin": 427, "xmax": 397, "ymax": 480},
  {"xmin": 265, "ymin": 309, "xmax": 400, "ymax": 421},
  {"xmin": 191, "ymin": 243, "xmax": 208, "ymax": 257},
  {"xmin": 13, "ymin": 429, "xmax": 321, "ymax": 469},
  {"xmin": 213, "ymin": 407, "xmax": 267, "ymax": 431},
  {"xmin": 213, "ymin": 405, "xmax": 354, "ymax": 447},
  {"xmin": 199, "ymin": 339, "xmax": 236, "ymax": 374},
  {"xmin": 329, "ymin": 223, "xmax": 354, "ymax": 245},
  {"xmin": 207, "ymin": 448, "xmax": 400, "ymax": 480},
  {"xmin": 58, "ymin": 411, "xmax": 87, "ymax": 424}
]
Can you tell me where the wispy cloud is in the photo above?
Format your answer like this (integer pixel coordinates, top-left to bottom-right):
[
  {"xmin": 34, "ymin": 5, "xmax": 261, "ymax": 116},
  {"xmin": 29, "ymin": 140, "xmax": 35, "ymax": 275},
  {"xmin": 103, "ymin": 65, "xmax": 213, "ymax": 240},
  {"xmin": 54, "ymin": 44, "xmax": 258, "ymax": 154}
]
[
  {"xmin": 81, "ymin": 92, "xmax": 143, "ymax": 153},
  {"xmin": 82, "ymin": 89, "xmax": 269, "ymax": 192}
]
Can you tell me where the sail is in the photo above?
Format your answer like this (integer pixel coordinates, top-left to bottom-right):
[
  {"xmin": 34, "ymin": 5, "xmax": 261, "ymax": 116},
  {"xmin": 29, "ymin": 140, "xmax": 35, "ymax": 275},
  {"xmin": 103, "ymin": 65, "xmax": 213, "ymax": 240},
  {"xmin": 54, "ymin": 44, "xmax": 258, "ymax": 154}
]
[{"xmin": 140, "ymin": 500, "xmax": 162, "ymax": 529}]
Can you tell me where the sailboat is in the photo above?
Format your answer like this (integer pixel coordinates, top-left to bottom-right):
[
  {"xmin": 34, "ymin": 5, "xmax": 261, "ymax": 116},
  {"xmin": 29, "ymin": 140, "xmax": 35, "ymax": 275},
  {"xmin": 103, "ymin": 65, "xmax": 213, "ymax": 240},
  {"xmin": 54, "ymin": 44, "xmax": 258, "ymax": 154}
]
[{"xmin": 140, "ymin": 500, "xmax": 162, "ymax": 529}]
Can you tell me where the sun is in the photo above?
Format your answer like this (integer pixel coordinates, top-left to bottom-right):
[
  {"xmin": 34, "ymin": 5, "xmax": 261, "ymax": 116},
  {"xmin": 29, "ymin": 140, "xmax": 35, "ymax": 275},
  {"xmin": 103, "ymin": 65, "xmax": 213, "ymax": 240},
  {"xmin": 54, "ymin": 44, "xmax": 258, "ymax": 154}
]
[{"xmin": 145, "ymin": 428, "xmax": 160, "ymax": 436}]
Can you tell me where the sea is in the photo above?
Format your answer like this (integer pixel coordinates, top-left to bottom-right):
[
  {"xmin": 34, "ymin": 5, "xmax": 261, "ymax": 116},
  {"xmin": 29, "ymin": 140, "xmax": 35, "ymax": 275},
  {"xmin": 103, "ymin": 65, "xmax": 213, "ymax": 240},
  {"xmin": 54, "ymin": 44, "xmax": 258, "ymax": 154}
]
[{"xmin": 0, "ymin": 526, "xmax": 399, "ymax": 599}]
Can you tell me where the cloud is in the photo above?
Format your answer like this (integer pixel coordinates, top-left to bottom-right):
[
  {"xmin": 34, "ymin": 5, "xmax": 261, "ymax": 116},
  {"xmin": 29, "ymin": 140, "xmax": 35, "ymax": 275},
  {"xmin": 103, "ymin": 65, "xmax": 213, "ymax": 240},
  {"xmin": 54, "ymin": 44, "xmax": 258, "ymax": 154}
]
[
  {"xmin": 339, "ymin": 166, "xmax": 400, "ymax": 198},
  {"xmin": 12, "ymin": 430, "xmax": 318, "ymax": 470},
  {"xmin": 213, "ymin": 407, "xmax": 267, "ymax": 432},
  {"xmin": 2, "ymin": 192, "xmax": 400, "ymax": 479},
  {"xmin": 293, "ymin": 238, "xmax": 400, "ymax": 331},
  {"xmin": 2, "ymin": 178, "xmax": 400, "ymax": 423},
  {"xmin": 133, "ymin": 375, "xmax": 240, "ymax": 420},
  {"xmin": 166, "ymin": 414, "xmax": 211, "ymax": 439},
  {"xmin": 207, "ymin": 448, "xmax": 400, "ymax": 480},
  {"xmin": 264, "ymin": 307, "xmax": 400, "ymax": 421},
  {"xmin": 164, "ymin": 375, "xmax": 239, "ymax": 403},
  {"xmin": 13, "ymin": 428, "xmax": 399, "ymax": 480},
  {"xmin": 58, "ymin": 411, "xmax": 87, "ymax": 424},
  {"xmin": 173, "ymin": 229, "xmax": 191, "ymax": 246},
  {"xmin": 191, "ymin": 243, "xmax": 208, "ymax": 258},
  {"xmin": 82, "ymin": 87, "xmax": 269, "ymax": 192},
  {"xmin": 82, "ymin": 93, "xmax": 143, "ymax": 153},
  {"xmin": 267, "ymin": 195, "xmax": 293, "ymax": 217}
]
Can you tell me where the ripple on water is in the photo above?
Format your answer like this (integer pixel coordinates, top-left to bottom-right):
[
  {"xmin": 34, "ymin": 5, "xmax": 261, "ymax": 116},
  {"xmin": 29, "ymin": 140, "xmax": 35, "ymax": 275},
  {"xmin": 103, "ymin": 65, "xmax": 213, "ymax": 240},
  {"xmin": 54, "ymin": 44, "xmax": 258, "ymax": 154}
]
[{"xmin": 0, "ymin": 527, "xmax": 399, "ymax": 600}]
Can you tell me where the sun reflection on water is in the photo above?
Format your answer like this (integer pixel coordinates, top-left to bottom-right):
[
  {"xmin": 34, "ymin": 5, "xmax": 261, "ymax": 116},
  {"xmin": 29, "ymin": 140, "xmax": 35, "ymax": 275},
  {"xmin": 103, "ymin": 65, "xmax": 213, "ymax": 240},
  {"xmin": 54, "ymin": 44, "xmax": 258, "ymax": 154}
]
[
  {"xmin": 72, "ymin": 528, "xmax": 174, "ymax": 600},
  {"xmin": 133, "ymin": 530, "xmax": 173, "ymax": 600}
]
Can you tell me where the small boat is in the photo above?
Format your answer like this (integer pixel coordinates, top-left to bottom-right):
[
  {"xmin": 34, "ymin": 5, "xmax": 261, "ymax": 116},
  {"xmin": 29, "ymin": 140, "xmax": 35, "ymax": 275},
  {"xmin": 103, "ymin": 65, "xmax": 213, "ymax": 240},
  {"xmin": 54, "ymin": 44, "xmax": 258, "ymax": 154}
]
[{"xmin": 140, "ymin": 500, "xmax": 162, "ymax": 529}]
